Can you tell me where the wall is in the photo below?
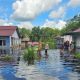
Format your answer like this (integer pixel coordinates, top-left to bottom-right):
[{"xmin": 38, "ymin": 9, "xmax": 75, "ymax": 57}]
[
  {"xmin": 5, "ymin": 36, "xmax": 10, "ymax": 48},
  {"xmin": 76, "ymin": 36, "xmax": 80, "ymax": 47},
  {"xmin": 12, "ymin": 30, "xmax": 19, "ymax": 38},
  {"xmin": 63, "ymin": 35, "xmax": 72, "ymax": 43},
  {"xmin": 11, "ymin": 30, "xmax": 21, "ymax": 46}
]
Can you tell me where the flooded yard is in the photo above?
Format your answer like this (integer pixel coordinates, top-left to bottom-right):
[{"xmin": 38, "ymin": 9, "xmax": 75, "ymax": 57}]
[{"xmin": 0, "ymin": 50, "xmax": 80, "ymax": 80}]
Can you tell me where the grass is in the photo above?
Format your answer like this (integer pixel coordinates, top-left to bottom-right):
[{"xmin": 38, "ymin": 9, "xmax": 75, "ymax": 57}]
[
  {"xmin": 23, "ymin": 47, "xmax": 37, "ymax": 64},
  {"xmin": 74, "ymin": 52, "xmax": 80, "ymax": 59},
  {"xmin": 42, "ymin": 41, "xmax": 56, "ymax": 49},
  {"xmin": 0, "ymin": 55, "xmax": 13, "ymax": 62}
]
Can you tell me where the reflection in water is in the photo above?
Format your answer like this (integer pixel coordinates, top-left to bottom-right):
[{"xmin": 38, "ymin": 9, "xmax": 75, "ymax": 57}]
[
  {"xmin": 0, "ymin": 65, "xmax": 26, "ymax": 80},
  {"xmin": 0, "ymin": 50, "xmax": 80, "ymax": 80},
  {"xmin": 36, "ymin": 50, "xmax": 80, "ymax": 80}
]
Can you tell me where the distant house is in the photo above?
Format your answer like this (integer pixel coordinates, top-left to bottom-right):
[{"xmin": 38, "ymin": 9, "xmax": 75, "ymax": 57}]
[
  {"xmin": 65, "ymin": 28, "xmax": 80, "ymax": 53},
  {"xmin": 0, "ymin": 26, "xmax": 21, "ymax": 54},
  {"xmin": 63, "ymin": 35, "xmax": 72, "ymax": 44},
  {"xmin": 21, "ymin": 37, "xmax": 30, "ymax": 49},
  {"xmin": 55, "ymin": 36, "xmax": 64, "ymax": 49}
]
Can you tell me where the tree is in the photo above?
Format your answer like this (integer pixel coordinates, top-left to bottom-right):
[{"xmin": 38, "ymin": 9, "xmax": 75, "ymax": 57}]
[
  {"xmin": 19, "ymin": 28, "xmax": 31, "ymax": 38},
  {"xmin": 61, "ymin": 14, "xmax": 80, "ymax": 35},
  {"xmin": 30, "ymin": 26, "xmax": 41, "ymax": 41}
]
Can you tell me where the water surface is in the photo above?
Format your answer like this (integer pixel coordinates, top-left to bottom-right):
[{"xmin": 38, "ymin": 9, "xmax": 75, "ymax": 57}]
[{"xmin": 0, "ymin": 50, "xmax": 80, "ymax": 80}]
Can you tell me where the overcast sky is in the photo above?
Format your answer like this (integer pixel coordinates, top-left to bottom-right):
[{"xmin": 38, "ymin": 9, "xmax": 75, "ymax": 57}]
[{"xmin": 0, "ymin": 0, "xmax": 80, "ymax": 29}]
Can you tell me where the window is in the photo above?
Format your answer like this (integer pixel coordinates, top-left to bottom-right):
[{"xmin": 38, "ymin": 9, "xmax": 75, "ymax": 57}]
[
  {"xmin": 3, "ymin": 40, "xmax": 6, "ymax": 45},
  {"xmin": 0, "ymin": 40, "xmax": 2, "ymax": 46},
  {"xmin": 0, "ymin": 40, "xmax": 6, "ymax": 46}
]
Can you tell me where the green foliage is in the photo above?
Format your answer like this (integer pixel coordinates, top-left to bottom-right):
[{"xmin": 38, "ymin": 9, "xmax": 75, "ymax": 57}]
[
  {"xmin": 61, "ymin": 14, "xmax": 80, "ymax": 35},
  {"xmin": 74, "ymin": 53, "xmax": 80, "ymax": 59},
  {"xmin": 19, "ymin": 28, "xmax": 31, "ymax": 38},
  {"xmin": 42, "ymin": 41, "xmax": 56, "ymax": 49},
  {"xmin": 23, "ymin": 47, "xmax": 34, "ymax": 61},
  {"xmin": 30, "ymin": 26, "xmax": 41, "ymax": 41},
  {"xmin": 23, "ymin": 47, "xmax": 38, "ymax": 64},
  {"xmin": 30, "ymin": 26, "xmax": 61, "ymax": 42},
  {"xmin": 0, "ymin": 55, "xmax": 13, "ymax": 62}
]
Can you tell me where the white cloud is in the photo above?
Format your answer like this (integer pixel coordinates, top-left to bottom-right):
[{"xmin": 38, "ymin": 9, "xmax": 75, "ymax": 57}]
[
  {"xmin": 68, "ymin": 0, "xmax": 80, "ymax": 7},
  {"xmin": 0, "ymin": 19, "xmax": 13, "ymax": 26},
  {"xmin": 49, "ymin": 6, "xmax": 66, "ymax": 19},
  {"xmin": 11, "ymin": 0, "xmax": 62, "ymax": 21},
  {"xmin": 18, "ymin": 22, "xmax": 33, "ymax": 30},
  {"xmin": 0, "ymin": 19, "xmax": 33, "ymax": 30},
  {"xmin": 56, "ymin": 20, "xmax": 66, "ymax": 29},
  {"xmin": 42, "ymin": 19, "xmax": 56, "ymax": 28},
  {"xmin": 42, "ymin": 19, "xmax": 66, "ymax": 29}
]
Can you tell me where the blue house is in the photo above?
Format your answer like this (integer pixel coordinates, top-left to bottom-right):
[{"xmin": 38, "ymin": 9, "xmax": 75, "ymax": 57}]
[{"xmin": 0, "ymin": 26, "xmax": 21, "ymax": 55}]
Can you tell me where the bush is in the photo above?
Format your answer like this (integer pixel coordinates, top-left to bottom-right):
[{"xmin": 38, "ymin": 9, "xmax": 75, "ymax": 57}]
[
  {"xmin": 0, "ymin": 55, "xmax": 13, "ymax": 62},
  {"xmin": 42, "ymin": 41, "xmax": 56, "ymax": 49},
  {"xmin": 74, "ymin": 53, "xmax": 80, "ymax": 59},
  {"xmin": 23, "ymin": 47, "xmax": 35, "ymax": 64}
]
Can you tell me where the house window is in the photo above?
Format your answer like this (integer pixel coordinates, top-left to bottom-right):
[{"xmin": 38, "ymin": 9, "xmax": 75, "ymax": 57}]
[
  {"xmin": 3, "ymin": 40, "xmax": 6, "ymax": 45},
  {"xmin": 0, "ymin": 40, "xmax": 2, "ymax": 46},
  {"xmin": 0, "ymin": 40, "xmax": 6, "ymax": 46}
]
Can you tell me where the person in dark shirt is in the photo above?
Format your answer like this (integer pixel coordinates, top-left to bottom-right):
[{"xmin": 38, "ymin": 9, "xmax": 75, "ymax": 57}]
[{"xmin": 64, "ymin": 41, "xmax": 70, "ymax": 57}]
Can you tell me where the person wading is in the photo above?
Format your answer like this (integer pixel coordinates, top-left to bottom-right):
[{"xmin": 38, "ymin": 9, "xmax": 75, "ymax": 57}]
[
  {"xmin": 45, "ymin": 44, "xmax": 49, "ymax": 58},
  {"xmin": 38, "ymin": 41, "xmax": 42, "ymax": 59}
]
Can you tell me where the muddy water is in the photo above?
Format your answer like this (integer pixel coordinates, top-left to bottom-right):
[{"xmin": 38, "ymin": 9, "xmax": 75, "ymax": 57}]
[{"xmin": 0, "ymin": 50, "xmax": 80, "ymax": 80}]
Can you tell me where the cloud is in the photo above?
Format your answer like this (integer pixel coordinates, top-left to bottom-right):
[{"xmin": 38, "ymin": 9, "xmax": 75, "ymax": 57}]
[
  {"xmin": 11, "ymin": 0, "xmax": 62, "ymax": 21},
  {"xmin": 68, "ymin": 0, "xmax": 80, "ymax": 7},
  {"xmin": 0, "ymin": 19, "xmax": 13, "ymax": 26},
  {"xmin": 18, "ymin": 22, "xmax": 33, "ymax": 30},
  {"xmin": 0, "ymin": 19, "xmax": 33, "ymax": 30},
  {"xmin": 42, "ymin": 19, "xmax": 66, "ymax": 29},
  {"xmin": 49, "ymin": 6, "xmax": 66, "ymax": 19},
  {"xmin": 56, "ymin": 20, "xmax": 66, "ymax": 29}
]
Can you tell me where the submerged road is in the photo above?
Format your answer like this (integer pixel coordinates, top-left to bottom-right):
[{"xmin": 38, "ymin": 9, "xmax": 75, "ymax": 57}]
[{"xmin": 0, "ymin": 49, "xmax": 80, "ymax": 80}]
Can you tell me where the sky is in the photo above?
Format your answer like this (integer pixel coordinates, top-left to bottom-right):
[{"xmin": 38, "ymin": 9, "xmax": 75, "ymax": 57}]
[{"xmin": 0, "ymin": 0, "xmax": 80, "ymax": 29}]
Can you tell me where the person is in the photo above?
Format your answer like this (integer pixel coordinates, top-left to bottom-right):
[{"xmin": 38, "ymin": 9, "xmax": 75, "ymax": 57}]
[
  {"xmin": 64, "ymin": 41, "xmax": 70, "ymax": 51},
  {"xmin": 60, "ymin": 44, "xmax": 64, "ymax": 56},
  {"xmin": 70, "ymin": 41, "xmax": 74, "ymax": 53},
  {"xmin": 63, "ymin": 41, "xmax": 70, "ymax": 57},
  {"xmin": 38, "ymin": 41, "xmax": 42, "ymax": 58},
  {"xmin": 45, "ymin": 44, "xmax": 49, "ymax": 57}
]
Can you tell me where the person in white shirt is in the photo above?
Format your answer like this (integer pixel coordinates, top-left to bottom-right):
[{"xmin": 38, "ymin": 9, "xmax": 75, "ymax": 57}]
[{"xmin": 45, "ymin": 44, "xmax": 49, "ymax": 57}]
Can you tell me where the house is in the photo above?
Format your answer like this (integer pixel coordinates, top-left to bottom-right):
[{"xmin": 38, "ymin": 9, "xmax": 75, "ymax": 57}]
[
  {"xmin": 65, "ymin": 28, "xmax": 80, "ymax": 53},
  {"xmin": 0, "ymin": 26, "xmax": 21, "ymax": 54},
  {"xmin": 55, "ymin": 36, "xmax": 64, "ymax": 49},
  {"xmin": 63, "ymin": 35, "xmax": 72, "ymax": 44},
  {"xmin": 21, "ymin": 37, "xmax": 30, "ymax": 49},
  {"xmin": 55, "ymin": 35, "xmax": 73, "ymax": 49}
]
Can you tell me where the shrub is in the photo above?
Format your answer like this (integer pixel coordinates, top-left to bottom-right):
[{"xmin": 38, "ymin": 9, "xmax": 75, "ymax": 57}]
[
  {"xmin": 74, "ymin": 53, "xmax": 80, "ymax": 59},
  {"xmin": 0, "ymin": 55, "xmax": 13, "ymax": 62},
  {"xmin": 23, "ymin": 47, "xmax": 35, "ymax": 64},
  {"xmin": 42, "ymin": 41, "xmax": 56, "ymax": 49}
]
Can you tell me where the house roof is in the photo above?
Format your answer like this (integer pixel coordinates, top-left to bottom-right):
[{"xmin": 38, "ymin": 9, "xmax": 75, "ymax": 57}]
[
  {"xmin": 22, "ymin": 37, "xmax": 30, "ymax": 42},
  {"xmin": 64, "ymin": 28, "xmax": 80, "ymax": 35},
  {"xmin": 0, "ymin": 26, "xmax": 17, "ymax": 36},
  {"xmin": 73, "ymin": 28, "xmax": 80, "ymax": 33}
]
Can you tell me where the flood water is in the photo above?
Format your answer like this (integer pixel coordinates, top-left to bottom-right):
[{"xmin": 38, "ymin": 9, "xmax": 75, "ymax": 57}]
[{"xmin": 0, "ymin": 50, "xmax": 80, "ymax": 80}]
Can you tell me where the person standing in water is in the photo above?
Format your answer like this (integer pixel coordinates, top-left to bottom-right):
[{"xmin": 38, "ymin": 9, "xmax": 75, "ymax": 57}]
[
  {"xmin": 38, "ymin": 41, "xmax": 42, "ymax": 58},
  {"xmin": 45, "ymin": 44, "xmax": 49, "ymax": 57}
]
